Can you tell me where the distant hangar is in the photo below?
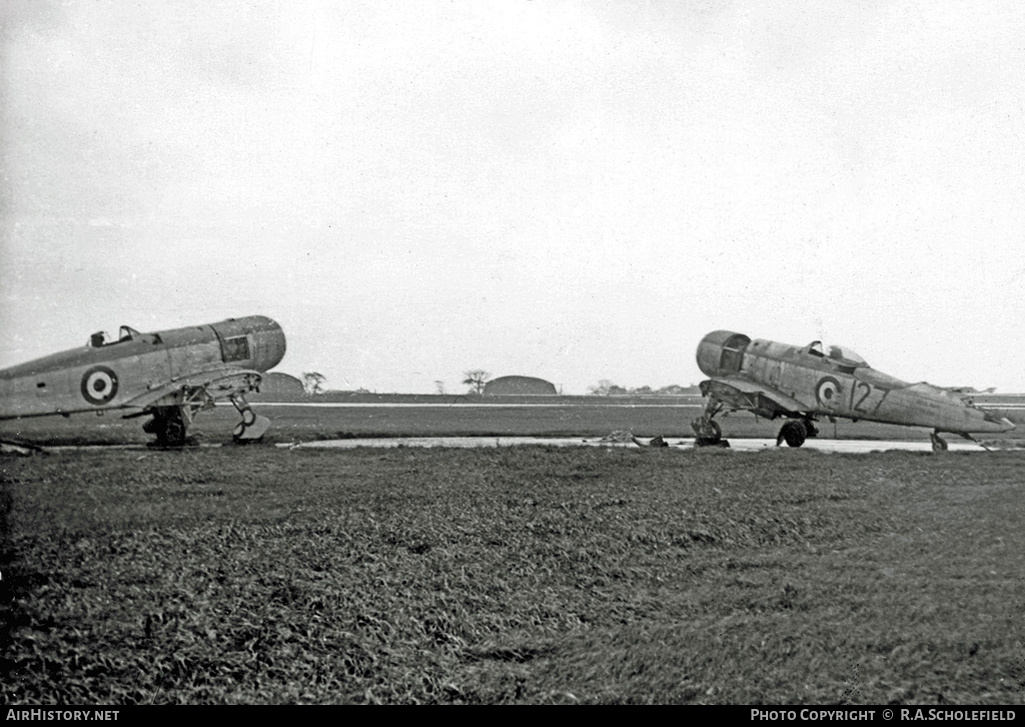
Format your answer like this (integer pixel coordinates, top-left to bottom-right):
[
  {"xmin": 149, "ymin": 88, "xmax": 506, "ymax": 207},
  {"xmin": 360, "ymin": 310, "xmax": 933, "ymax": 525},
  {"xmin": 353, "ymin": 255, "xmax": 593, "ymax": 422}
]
[
  {"xmin": 255, "ymin": 372, "xmax": 305, "ymax": 397},
  {"xmin": 483, "ymin": 375, "xmax": 558, "ymax": 396}
]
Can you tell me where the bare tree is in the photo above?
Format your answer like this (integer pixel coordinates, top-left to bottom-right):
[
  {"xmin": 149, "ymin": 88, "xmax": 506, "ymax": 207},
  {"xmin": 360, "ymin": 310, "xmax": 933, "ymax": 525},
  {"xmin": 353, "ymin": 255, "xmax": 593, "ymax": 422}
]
[
  {"xmin": 302, "ymin": 371, "xmax": 326, "ymax": 395},
  {"xmin": 462, "ymin": 369, "xmax": 490, "ymax": 395},
  {"xmin": 434, "ymin": 380, "xmax": 446, "ymax": 395}
]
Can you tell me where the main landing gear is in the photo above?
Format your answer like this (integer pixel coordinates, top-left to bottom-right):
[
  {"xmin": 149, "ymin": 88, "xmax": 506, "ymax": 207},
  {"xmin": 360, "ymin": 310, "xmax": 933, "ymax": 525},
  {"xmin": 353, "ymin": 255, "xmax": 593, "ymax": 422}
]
[
  {"xmin": 930, "ymin": 431, "xmax": 948, "ymax": 452},
  {"xmin": 775, "ymin": 419, "xmax": 819, "ymax": 448},
  {"xmin": 141, "ymin": 389, "xmax": 271, "ymax": 447},
  {"xmin": 692, "ymin": 398, "xmax": 820, "ymax": 449},
  {"xmin": 143, "ymin": 406, "xmax": 192, "ymax": 448},
  {"xmin": 691, "ymin": 399, "xmax": 730, "ymax": 447}
]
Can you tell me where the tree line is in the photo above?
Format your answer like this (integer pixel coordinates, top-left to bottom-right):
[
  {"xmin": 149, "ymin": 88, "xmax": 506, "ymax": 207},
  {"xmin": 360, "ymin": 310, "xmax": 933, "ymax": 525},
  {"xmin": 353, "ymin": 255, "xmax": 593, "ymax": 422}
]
[{"xmin": 587, "ymin": 380, "xmax": 698, "ymax": 396}]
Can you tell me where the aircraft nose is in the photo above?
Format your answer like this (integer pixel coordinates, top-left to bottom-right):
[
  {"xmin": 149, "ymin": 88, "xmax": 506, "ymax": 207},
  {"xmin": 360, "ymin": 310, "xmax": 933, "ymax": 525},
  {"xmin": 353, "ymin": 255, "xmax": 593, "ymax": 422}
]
[{"xmin": 241, "ymin": 316, "xmax": 286, "ymax": 372}]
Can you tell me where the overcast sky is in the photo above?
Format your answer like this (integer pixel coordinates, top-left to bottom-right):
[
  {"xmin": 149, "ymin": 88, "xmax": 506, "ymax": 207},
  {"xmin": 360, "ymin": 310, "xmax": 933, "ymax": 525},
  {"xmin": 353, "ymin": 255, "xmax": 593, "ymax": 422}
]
[{"xmin": 2, "ymin": 0, "xmax": 1024, "ymax": 394}]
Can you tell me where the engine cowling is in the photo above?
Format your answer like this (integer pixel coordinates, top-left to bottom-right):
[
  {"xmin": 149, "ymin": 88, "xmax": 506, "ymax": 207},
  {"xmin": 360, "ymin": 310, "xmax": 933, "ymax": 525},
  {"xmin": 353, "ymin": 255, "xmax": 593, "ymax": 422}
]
[
  {"xmin": 210, "ymin": 316, "xmax": 286, "ymax": 373},
  {"xmin": 696, "ymin": 330, "xmax": 751, "ymax": 378}
]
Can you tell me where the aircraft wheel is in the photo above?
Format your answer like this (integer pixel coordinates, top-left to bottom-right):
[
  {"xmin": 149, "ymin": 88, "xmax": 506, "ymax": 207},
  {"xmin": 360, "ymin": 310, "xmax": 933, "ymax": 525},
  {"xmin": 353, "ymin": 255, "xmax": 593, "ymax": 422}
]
[
  {"xmin": 778, "ymin": 420, "xmax": 807, "ymax": 448},
  {"xmin": 146, "ymin": 408, "xmax": 187, "ymax": 447},
  {"xmin": 931, "ymin": 432, "xmax": 948, "ymax": 452},
  {"xmin": 694, "ymin": 419, "xmax": 722, "ymax": 447},
  {"xmin": 163, "ymin": 409, "xmax": 187, "ymax": 447}
]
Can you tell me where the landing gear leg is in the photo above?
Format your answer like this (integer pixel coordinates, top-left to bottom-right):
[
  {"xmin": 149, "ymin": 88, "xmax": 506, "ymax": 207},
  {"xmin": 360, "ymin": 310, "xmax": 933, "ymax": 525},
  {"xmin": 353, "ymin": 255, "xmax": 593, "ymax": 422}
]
[
  {"xmin": 930, "ymin": 431, "xmax": 948, "ymax": 452},
  {"xmin": 692, "ymin": 399, "xmax": 729, "ymax": 447},
  {"xmin": 231, "ymin": 393, "xmax": 271, "ymax": 443}
]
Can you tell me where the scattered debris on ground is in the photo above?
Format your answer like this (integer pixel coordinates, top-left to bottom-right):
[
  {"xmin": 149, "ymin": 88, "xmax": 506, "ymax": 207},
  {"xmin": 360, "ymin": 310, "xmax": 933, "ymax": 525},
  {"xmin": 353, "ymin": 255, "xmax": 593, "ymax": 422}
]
[{"xmin": 598, "ymin": 430, "xmax": 669, "ymax": 447}]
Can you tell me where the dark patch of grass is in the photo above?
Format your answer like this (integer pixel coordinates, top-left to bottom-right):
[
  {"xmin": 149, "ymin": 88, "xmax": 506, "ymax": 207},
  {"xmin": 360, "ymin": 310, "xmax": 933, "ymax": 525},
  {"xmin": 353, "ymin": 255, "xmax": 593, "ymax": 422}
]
[{"xmin": 1, "ymin": 447, "xmax": 1024, "ymax": 703}]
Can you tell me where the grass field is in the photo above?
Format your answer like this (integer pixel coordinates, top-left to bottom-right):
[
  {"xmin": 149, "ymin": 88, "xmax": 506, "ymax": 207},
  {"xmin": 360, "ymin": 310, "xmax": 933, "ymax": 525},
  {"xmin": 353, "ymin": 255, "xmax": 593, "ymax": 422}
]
[{"xmin": 2, "ymin": 444, "xmax": 1024, "ymax": 704}]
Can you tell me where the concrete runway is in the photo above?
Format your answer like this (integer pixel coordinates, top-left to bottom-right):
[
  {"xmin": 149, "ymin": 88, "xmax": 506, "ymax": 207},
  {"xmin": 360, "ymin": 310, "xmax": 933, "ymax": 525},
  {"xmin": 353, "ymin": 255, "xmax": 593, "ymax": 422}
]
[
  {"xmin": 285, "ymin": 436, "xmax": 991, "ymax": 453},
  {"xmin": 2, "ymin": 436, "xmax": 996, "ymax": 455},
  {"xmin": 250, "ymin": 401, "xmax": 701, "ymax": 408}
]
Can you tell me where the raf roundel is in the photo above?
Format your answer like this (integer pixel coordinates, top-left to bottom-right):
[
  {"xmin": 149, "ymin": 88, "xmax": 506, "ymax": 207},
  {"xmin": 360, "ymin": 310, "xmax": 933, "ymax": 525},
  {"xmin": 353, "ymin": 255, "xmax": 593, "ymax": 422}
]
[
  {"xmin": 81, "ymin": 366, "xmax": 119, "ymax": 405},
  {"xmin": 815, "ymin": 376, "xmax": 842, "ymax": 408}
]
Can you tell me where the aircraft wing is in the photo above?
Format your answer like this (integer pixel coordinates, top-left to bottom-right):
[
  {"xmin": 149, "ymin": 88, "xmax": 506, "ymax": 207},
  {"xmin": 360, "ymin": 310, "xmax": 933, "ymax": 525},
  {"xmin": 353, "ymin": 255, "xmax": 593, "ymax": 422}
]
[
  {"xmin": 122, "ymin": 368, "xmax": 264, "ymax": 411},
  {"xmin": 701, "ymin": 376, "xmax": 806, "ymax": 418}
]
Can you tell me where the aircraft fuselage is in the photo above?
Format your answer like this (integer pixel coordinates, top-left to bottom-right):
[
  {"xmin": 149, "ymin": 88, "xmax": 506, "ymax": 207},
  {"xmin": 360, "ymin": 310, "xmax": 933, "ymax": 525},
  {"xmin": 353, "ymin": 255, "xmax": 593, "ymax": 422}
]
[
  {"xmin": 696, "ymin": 330, "xmax": 1013, "ymax": 436},
  {"xmin": 0, "ymin": 316, "xmax": 286, "ymax": 420}
]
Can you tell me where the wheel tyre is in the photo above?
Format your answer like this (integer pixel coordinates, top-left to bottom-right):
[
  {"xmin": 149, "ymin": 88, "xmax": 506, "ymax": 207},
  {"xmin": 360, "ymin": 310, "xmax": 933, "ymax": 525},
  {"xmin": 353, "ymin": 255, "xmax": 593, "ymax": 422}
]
[
  {"xmin": 781, "ymin": 420, "xmax": 807, "ymax": 448},
  {"xmin": 162, "ymin": 410, "xmax": 187, "ymax": 447},
  {"xmin": 694, "ymin": 420, "xmax": 722, "ymax": 447},
  {"xmin": 692, "ymin": 418, "xmax": 722, "ymax": 443}
]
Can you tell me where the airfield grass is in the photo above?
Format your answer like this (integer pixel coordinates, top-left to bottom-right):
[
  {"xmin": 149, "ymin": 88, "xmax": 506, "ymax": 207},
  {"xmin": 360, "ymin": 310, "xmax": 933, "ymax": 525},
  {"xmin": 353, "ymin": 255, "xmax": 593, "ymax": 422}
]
[{"xmin": 2, "ymin": 445, "xmax": 1024, "ymax": 704}]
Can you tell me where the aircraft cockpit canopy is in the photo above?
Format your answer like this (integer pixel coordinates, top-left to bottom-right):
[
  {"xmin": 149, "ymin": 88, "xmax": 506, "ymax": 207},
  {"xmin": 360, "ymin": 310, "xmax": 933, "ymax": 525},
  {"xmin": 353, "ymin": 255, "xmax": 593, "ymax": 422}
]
[
  {"xmin": 89, "ymin": 326, "xmax": 146, "ymax": 348},
  {"xmin": 807, "ymin": 340, "xmax": 869, "ymax": 368},
  {"xmin": 827, "ymin": 345, "xmax": 868, "ymax": 367}
]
